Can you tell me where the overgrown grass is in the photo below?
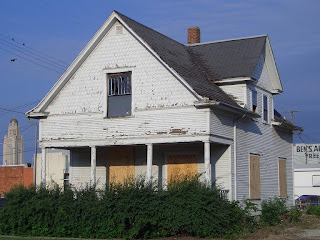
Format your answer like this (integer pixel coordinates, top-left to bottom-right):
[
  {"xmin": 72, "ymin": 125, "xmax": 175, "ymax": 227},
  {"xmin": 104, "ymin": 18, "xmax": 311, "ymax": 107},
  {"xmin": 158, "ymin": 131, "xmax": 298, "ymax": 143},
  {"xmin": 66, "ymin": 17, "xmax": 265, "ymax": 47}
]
[
  {"xmin": 306, "ymin": 205, "xmax": 320, "ymax": 216},
  {"xmin": 0, "ymin": 176, "xmax": 251, "ymax": 239},
  {"xmin": 261, "ymin": 197, "xmax": 288, "ymax": 226}
]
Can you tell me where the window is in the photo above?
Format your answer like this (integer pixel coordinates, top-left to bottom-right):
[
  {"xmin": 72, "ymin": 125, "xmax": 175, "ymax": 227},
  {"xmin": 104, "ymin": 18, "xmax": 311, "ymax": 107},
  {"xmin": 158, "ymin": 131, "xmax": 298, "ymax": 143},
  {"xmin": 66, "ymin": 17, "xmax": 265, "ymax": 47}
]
[
  {"xmin": 249, "ymin": 154, "xmax": 261, "ymax": 200},
  {"xmin": 313, "ymin": 175, "xmax": 320, "ymax": 187},
  {"xmin": 278, "ymin": 158, "xmax": 287, "ymax": 198},
  {"xmin": 263, "ymin": 95, "xmax": 268, "ymax": 122},
  {"xmin": 107, "ymin": 72, "xmax": 132, "ymax": 117},
  {"xmin": 252, "ymin": 90, "xmax": 257, "ymax": 113}
]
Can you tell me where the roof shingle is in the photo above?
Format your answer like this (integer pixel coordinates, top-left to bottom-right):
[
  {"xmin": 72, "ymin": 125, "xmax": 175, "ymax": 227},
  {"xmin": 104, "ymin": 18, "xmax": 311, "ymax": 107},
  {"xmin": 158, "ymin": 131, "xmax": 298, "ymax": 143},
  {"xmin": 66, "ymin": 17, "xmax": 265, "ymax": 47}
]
[{"xmin": 116, "ymin": 11, "xmax": 266, "ymax": 107}]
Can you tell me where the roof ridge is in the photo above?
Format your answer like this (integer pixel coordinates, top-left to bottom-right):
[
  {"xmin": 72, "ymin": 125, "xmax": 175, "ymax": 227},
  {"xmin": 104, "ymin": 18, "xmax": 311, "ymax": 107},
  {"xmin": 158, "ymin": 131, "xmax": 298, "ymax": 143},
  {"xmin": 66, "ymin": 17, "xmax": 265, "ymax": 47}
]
[
  {"xmin": 185, "ymin": 34, "xmax": 268, "ymax": 47},
  {"xmin": 114, "ymin": 11, "xmax": 185, "ymax": 47}
]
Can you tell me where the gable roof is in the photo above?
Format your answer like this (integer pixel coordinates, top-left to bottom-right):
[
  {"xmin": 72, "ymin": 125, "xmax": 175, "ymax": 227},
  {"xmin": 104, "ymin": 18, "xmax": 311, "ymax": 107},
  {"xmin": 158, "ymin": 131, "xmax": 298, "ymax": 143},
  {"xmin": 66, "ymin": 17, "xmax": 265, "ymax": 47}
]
[
  {"xmin": 187, "ymin": 36, "xmax": 267, "ymax": 81},
  {"xmin": 27, "ymin": 11, "xmax": 280, "ymax": 116},
  {"xmin": 115, "ymin": 11, "xmax": 238, "ymax": 107}
]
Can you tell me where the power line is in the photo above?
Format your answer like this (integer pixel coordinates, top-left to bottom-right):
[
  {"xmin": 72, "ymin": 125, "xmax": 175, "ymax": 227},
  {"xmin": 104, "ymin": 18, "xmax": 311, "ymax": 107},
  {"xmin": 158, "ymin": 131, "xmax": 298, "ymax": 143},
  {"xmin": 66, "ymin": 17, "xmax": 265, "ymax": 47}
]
[
  {"xmin": 0, "ymin": 107, "xmax": 25, "ymax": 114},
  {"xmin": 0, "ymin": 36, "xmax": 68, "ymax": 70},
  {"xmin": 0, "ymin": 100, "xmax": 40, "ymax": 116},
  {"xmin": 0, "ymin": 124, "xmax": 33, "ymax": 136},
  {"xmin": 0, "ymin": 33, "xmax": 69, "ymax": 66},
  {"xmin": 1, "ymin": 149, "xmax": 34, "ymax": 157},
  {"xmin": 0, "ymin": 41, "xmax": 66, "ymax": 72},
  {"xmin": 0, "ymin": 46, "xmax": 63, "ymax": 74},
  {"xmin": 300, "ymin": 133, "xmax": 320, "ymax": 143}
]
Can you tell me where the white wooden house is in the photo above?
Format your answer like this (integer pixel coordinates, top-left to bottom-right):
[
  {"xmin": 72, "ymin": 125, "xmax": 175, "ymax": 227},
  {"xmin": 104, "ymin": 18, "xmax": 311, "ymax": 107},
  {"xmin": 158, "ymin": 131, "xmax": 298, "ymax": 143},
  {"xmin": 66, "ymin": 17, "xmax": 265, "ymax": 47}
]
[{"xmin": 27, "ymin": 11, "xmax": 301, "ymax": 203}]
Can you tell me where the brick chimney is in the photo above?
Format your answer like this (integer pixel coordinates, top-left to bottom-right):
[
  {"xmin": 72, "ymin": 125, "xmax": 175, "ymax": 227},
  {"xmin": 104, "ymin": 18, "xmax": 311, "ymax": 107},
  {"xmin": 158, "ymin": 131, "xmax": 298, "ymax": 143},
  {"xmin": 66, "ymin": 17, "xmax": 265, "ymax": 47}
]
[{"xmin": 188, "ymin": 26, "xmax": 200, "ymax": 44}]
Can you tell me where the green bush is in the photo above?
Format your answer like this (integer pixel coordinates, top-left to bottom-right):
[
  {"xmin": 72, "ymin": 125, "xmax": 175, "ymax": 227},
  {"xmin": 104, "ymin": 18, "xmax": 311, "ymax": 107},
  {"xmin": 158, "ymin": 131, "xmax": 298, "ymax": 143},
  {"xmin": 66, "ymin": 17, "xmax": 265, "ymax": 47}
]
[
  {"xmin": 0, "ymin": 176, "xmax": 252, "ymax": 239},
  {"xmin": 306, "ymin": 205, "xmax": 320, "ymax": 216},
  {"xmin": 289, "ymin": 206, "xmax": 302, "ymax": 222},
  {"xmin": 261, "ymin": 197, "xmax": 288, "ymax": 226}
]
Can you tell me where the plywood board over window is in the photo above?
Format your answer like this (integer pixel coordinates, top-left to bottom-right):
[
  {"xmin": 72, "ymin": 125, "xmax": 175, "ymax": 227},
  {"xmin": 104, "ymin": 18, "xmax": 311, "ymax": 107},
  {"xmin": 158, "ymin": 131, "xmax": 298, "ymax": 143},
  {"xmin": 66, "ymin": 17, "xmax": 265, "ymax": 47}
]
[
  {"xmin": 250, "ymin": 154, "xmax": 261, "ymax": 200},
  {"xmin": 167, "ymin": 154, "xmax": 198, "ymax": 182},
  {"xmin": 278, "ymin": 158, "xmax": 287, "ymax": 198},
  {"xmin": 106, "ymin": 146, "xmax": 134, "ymax": 185}
]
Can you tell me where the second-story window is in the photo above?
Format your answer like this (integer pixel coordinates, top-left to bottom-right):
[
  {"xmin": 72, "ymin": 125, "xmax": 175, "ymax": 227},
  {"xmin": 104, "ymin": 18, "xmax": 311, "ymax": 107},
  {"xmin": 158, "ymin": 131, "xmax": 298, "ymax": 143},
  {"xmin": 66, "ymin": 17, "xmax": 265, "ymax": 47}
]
[
  {"xmin": 252, "ymin": 90, "xmax": 257, "ymax": 113},
  {"xmin": 263, "ymin": 95, "xmax": 268, "ymax": 122},
  {"xmin": 107, "ymin": 72, "xmax": 132, "ymax": 117}
]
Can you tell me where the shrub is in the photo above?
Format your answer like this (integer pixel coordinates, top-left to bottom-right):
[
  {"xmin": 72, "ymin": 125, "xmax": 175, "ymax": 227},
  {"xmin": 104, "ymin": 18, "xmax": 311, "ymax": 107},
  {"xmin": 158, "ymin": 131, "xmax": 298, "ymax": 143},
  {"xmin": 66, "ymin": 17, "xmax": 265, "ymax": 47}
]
[
  {"xmin": 0, "ymin": 176, "xmax": 251, "ymax": 239},
  {"xmin": 306, "ymin": 205, "xmax": 320, "ymax": 216},
  {"xmin": 261, "ymin": 197, "xmax": 288, "ymax": 226},
  {"xmin": 241, "ymin": 198, "xmax": 259, "ymax": 231},
  {"xmin": 289, "ymin": 206, "xmax": 302, "ymax": 222}
]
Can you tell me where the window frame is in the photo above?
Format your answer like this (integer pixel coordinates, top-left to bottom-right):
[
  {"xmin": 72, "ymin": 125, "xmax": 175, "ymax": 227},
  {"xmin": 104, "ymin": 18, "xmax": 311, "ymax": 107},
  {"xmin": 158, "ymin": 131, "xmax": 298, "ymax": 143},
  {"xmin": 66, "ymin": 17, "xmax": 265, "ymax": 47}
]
[
  {"xmin": 263, "ymin": 94, "xmax": 269, "ymax": 123},
  {"xmin": 251, "ymin": 90, "xmax": 258, "ymax": 113},
  {"xmin": 312, "ymin": 175, "xmax": 320, "ymax": 187},
  {"xmin": 103, "ymin": 67, "xmax": 135, "ymax": 118}
]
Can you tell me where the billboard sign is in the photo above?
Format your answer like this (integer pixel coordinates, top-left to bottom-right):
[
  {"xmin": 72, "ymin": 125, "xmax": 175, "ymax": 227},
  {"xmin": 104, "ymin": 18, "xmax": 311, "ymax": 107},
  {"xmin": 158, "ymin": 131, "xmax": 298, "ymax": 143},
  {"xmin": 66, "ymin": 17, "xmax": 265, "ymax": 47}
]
[{"xmin": 293, "ymin": 143, "xmax": 320, "ymax": 165}]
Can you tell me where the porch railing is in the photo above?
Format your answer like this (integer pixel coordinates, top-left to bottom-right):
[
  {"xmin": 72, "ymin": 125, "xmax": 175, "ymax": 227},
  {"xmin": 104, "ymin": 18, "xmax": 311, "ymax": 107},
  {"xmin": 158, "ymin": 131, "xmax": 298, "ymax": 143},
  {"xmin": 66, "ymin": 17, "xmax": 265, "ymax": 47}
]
[{"xmin": 219, "ymin": 190, "xmax": 229, "ymax": 200}]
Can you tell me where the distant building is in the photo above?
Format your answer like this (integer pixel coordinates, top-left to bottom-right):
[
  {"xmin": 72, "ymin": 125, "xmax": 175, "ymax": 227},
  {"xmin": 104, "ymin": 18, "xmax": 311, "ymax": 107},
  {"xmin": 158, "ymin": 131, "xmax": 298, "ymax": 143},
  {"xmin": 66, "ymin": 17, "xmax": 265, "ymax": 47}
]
[
  {"xmin": 36, "ymin": 149, "xmax": 70, "ymax": 188},
  {"xmin": 2, "ymin": 119, "xmax": 24, "ymax": 165},
  {"xmin": 0, "ymin": 164, "xmax": 33, "ymax": 197},
  {"xmin": 293, "ymin": 143, "xmax": 320, "ymax": 198}
]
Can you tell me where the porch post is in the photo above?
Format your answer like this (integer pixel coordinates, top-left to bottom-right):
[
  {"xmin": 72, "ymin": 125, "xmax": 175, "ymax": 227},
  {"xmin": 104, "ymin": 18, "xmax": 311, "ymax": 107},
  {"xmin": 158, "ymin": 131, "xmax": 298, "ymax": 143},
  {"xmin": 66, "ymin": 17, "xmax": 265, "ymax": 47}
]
[
  {"xmin": 204, "ymin": 141, "xmax": 211, "ymax": 185},
  {"xmin": 41, "ymin": 147, "xmax": 46, "ymax": 184},
  {"xmin": 90, "ymin": 146, "xmax": 96, "ymax": 187},
  {"xmin": 146, "ymin": 143, "xmax": 153, "ymax": 182}
]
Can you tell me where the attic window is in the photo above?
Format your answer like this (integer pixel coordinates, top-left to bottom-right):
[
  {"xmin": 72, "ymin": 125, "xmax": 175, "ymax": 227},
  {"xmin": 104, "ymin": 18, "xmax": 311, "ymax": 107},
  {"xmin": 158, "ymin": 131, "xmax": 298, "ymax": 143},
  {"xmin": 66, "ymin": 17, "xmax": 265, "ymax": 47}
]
[
  {"xmin": 108, "ymin": 72, "xmax": 131, "ymax": 96},
  {"xmin": 107, "ymin": 72, "xmax": 132, "ymax": 118},
  {"xmin": 252, "ymin": 90, "xmax": 257, "ymax": 113},
  {"xmin": 116, "ymin": 25, "xmax": 123, "ymax": 35}
]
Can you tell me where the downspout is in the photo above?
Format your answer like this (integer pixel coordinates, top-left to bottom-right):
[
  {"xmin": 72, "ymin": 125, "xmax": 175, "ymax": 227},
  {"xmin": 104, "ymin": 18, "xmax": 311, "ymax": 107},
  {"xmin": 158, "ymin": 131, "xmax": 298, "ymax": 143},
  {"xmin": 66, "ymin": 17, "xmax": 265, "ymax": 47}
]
[{"xmin": 233, "ymin": 113, "xmax": 246, "ymax": 201}]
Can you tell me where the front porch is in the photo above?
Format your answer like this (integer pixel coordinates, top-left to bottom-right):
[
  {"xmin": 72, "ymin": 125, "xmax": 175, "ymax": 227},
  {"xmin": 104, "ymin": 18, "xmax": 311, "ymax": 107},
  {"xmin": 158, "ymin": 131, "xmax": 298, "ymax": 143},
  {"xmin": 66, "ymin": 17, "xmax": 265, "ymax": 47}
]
[{"xmin": 40, "ymin": 141, "xmax": 232, "ymax": 199}]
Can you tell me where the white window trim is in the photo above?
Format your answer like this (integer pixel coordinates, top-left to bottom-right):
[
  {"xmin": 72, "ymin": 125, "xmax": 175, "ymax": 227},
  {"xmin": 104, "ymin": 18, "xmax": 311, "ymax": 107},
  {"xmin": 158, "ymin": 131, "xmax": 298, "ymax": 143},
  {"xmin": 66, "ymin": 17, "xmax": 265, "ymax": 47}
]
[{"xmin": 102, "ymin": 67, "xmax": 135, "ymax": 118}]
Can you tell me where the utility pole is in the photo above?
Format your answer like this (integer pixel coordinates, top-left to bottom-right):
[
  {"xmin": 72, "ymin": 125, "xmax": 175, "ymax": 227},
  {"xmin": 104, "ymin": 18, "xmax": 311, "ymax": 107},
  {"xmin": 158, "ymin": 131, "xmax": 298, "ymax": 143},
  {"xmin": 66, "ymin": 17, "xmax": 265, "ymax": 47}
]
[
  {"xmin": 284, "ymin": 110, "xmax": 301, "ymax": 144},
  {"xmin": 284, "ymin": 110, "xmax": 300, "ymax": 124},
  {"xmin": 27, "ymin": 117, "xmax": 38, "ymax": 187}
]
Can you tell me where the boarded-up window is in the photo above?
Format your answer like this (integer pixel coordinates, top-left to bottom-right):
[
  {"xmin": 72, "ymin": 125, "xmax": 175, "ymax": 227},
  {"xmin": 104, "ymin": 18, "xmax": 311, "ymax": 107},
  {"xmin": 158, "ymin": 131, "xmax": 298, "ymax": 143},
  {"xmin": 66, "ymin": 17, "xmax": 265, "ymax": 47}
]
[
  {"xmin": 278, "ymin": 158, "xmax": 287, "ymax": 198},
  {"xmin": 250, "ymin": 154, "xmax": 261, "ymax": 200},
  {"xmin": 167, "ymin": 154, "xmax": 198, "ymax": 182},
  {"xmin": 106, "ymin": 146, "xmax": 134, "ymax": 185}
]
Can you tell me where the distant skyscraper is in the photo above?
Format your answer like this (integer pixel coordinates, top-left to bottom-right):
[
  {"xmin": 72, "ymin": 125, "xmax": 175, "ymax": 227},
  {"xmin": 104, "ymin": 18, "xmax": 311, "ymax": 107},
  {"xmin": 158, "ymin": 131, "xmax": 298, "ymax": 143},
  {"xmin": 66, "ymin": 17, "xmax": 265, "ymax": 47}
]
[{"xmin": 2, "ymin": 119, "xmax": 24, "ymax": 165}]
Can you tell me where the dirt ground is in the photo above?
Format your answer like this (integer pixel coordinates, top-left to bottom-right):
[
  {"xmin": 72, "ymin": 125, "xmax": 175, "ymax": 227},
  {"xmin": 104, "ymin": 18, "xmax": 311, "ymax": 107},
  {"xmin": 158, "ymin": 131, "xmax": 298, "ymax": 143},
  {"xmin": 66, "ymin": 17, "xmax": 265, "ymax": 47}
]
[{"xmin": 154, "ymin": 214, "xmax": 320, "ymax": 240}]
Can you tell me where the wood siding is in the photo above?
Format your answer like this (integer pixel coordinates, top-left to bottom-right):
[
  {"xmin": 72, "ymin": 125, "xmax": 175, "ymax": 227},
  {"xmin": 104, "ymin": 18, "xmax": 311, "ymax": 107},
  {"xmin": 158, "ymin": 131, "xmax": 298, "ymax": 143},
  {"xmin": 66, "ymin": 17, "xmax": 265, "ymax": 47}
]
[
  {"xmin": 40, "ymin": 107, "xmax": 208, "ymax": 145},
  {"xmin": 236, "ymin": 117, "xmax": 293, "ymax": 204},
  {"xmin": 45, "ymin": 21, "xmax": 197, "ymax": 115},
  {"xmin": 220, "ymin": 84, "xmax": 246, "ymax": 107},
  {"xmin": 252, "ymin": 50, "xmax": 273, "ymax": 93}
]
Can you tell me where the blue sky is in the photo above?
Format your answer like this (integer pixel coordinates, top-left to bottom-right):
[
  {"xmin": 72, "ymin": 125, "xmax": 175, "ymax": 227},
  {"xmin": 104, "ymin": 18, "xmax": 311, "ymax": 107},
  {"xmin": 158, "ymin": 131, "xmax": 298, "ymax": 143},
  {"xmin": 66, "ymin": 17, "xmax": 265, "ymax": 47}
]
[{"xmin": 0, "ymin": 0, "xmax": 319, "ymax": 164}]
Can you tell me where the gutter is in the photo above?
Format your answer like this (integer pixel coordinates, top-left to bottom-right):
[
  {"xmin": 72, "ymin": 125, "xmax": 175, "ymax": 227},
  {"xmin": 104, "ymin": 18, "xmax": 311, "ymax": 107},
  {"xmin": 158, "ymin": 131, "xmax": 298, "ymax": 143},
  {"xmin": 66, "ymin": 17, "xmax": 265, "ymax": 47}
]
[
  {"xmin": 194, "ymin": 100, "xmax": 260, "ymax": 119},
  {"xmin": 26, "ymin": 112, "xmax": 49, "ymax": 119}
]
